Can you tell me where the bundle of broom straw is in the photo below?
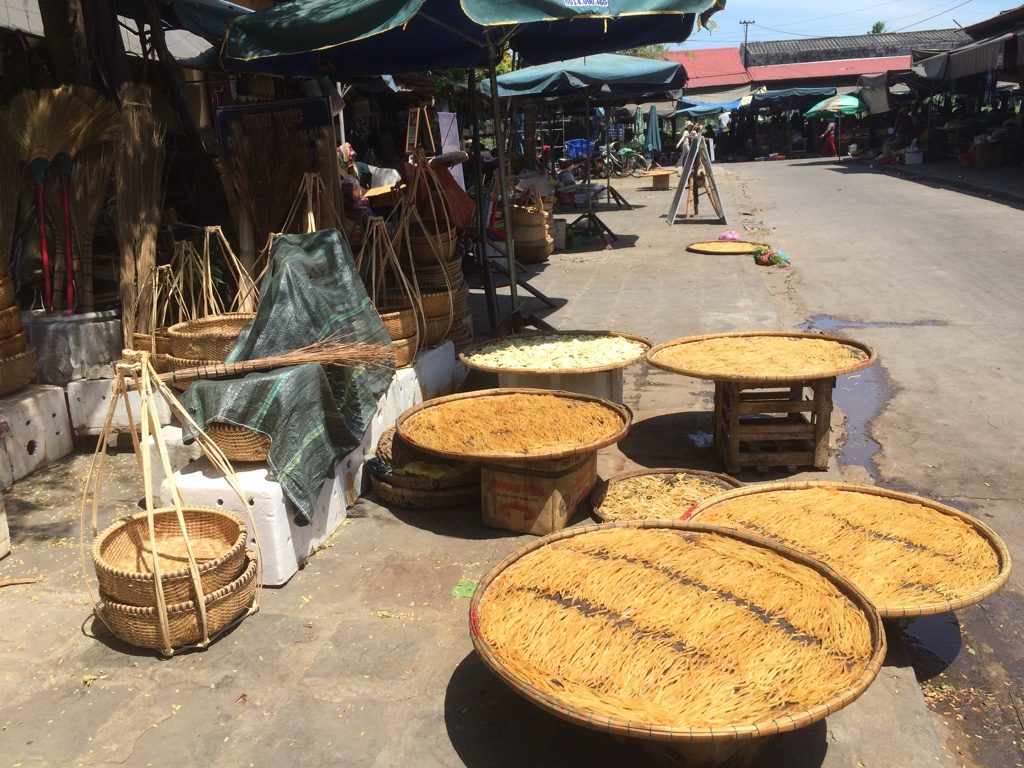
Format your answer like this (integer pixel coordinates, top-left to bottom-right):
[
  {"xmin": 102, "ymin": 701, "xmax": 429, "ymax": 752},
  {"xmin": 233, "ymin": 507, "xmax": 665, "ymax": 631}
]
[{"xmin": 115, "ymin": 84, "xmax": 164, "ymax": 339}]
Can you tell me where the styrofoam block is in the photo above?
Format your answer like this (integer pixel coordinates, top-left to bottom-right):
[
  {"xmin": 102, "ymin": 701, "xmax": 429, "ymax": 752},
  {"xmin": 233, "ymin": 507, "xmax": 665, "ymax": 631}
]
[
  {"xmin": 143, "ymin": 426, "xmax": 204, "ymax": 490},
  {"xmin": 22, "ymin": 309, "xmax": 122, "ymax": 385},
  {"xmin": 412, "ymin": 341, "xmax": 467, "ymax": 402},
  {"xmin": 67, "ymin": 378, "xmax": 171, "ymax": 434},
  {"xmin": 160, "ymin": 458, "xmax": 348, "ymax": 586},
  {"xmin": 0, "ymin": 495, "xmax": 9, "ymax": 559},
  {"xmin": 0, "ymin": 385, "xmax": 73, "ymax": 489}
]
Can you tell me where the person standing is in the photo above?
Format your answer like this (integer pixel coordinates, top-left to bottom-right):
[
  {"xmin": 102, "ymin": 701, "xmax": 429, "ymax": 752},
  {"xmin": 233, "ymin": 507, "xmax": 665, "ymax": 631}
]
[{"xmin": 819, "ymin": 120, "xmax": 838, "ymax": 157}]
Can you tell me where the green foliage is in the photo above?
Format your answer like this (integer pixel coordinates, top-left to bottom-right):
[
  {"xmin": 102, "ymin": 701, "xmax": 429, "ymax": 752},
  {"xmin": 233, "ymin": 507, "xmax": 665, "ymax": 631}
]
[
  {"xmin": 870, "ymin": 21, "xmax": 886, "ymax": 34},
  {"xmin": 617, "ymin": 44, "xmax": 668, "ymax": 59}
]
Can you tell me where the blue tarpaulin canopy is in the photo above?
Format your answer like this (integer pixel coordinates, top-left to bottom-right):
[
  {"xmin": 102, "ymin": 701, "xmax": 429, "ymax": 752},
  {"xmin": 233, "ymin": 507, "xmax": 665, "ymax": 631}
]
[
  {"xmin": 484, "ymin": 53, "xmax": 686, "ymax": 100},
  {"xmin": 115, "ymin": 0, "xmax": 251, "ymax": 39},
  {"xmin": 221, "ymin": 0, "xmax": 721, "ymax": 76},
  {"xmin": 671, "ymin": 97, "xmax": 741, "ymax": 117}
]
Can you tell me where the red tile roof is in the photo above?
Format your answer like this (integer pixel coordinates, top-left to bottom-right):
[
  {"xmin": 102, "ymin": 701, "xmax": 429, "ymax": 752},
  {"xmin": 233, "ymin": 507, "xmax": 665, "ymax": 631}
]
[
  {"xmin": 747, "ymin": 56, "xmax": 912, "ymax": 82},
  {"xmin": 663, "ymin": 48, "xmax": 751, "ymax": 88}
]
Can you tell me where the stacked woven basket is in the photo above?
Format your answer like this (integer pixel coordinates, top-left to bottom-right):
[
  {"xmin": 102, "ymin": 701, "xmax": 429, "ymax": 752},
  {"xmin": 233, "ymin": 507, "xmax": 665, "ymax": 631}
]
[
  {"xmin": 0, "ymin": 273, "xmax": 36, "ymax": 397},
  {"xmin": 404, "ymin": 239, "xmax": 474, "ymax": 353},
  {"xmin": 91, "ymin": 507, "xmax": 258, "ymax": 653},
  {"xmin": 369, "ymin": 427, "xmax": 479, "ymax": 509},
  {"xmin": 164, "ymin": 313, "xmax": 265, "ymax": 462},
  {"xmin": 511, "ymin": 191, "xmax": 553, "ymax": 265}
]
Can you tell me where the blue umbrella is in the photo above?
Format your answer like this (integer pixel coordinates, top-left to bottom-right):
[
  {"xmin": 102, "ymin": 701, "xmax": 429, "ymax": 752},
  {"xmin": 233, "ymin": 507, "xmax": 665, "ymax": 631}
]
[{"xmin": 645, "ymin": 105, "xmax": 662, "ymax": 154}]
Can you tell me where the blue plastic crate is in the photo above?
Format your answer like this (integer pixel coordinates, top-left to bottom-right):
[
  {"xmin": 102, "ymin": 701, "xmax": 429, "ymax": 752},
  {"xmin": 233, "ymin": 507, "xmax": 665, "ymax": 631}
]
[{"xmin": 565, "ymin": 138, "xmax": 596, "ymax": 160}]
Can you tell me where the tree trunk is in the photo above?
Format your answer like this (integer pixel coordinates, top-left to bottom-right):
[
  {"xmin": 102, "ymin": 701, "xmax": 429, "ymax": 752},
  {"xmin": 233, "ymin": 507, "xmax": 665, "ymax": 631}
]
[{"xmin": 38, "ymin": 0, "xmax": 90, "ymax": 85}]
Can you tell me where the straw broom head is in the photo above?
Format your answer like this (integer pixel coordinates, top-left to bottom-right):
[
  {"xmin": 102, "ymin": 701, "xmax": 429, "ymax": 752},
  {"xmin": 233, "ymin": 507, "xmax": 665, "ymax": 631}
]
[
  {"xmin": 0, "ymin": 88, "xmax": 92, "ymax": 175},
  {"xmin": 66, "ymin": 86, "xmax": 121, "ymax": 156}
]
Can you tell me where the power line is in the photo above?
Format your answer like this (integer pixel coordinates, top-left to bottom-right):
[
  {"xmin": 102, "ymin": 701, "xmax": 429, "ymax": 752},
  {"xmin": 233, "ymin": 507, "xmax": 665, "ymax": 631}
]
[
  {"xmin": 770, "ymin": 0, "xmax": 903, "ymax": 29},
  {"xmin": 889, "ymin": 0, "xmax": 974, "ymax": 32}
]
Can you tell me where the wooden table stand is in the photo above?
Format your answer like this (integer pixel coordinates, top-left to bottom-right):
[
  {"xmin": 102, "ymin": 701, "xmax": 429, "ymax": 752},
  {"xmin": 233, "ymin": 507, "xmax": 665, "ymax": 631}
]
[{"xmin": 713, "ymin": 377, "xmax": 835, "ymax": 473}]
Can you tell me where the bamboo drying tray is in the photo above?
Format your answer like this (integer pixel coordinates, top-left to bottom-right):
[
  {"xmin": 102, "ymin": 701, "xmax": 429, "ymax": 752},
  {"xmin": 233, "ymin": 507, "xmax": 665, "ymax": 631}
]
[
  {"xmin": 691, "ymin": 482, "xmax": 1012, "ymax": 618},
  {"xmin": 647, "ymin": 331, "xmax": 876, "ymax": 383},
  {"xmin": 470, "ymin": 521, "xmax": 885, "ymax": 742},
  {"xmin": 92, "ymin": 507, "xmax": 247, "ymax": 607},
  {"xmin": 460, "ymin": 331, "xmax": 652, "ymax": 376},
  {"xmin": 686, "ymin": 241, "xmax": 769, "ymax": 255},
  {"xmin": 396, "ymin": 388, "xmax": 631, "ymax": 463},
  {"xmin": 166, "ymin": 313, "xmax": 255, "ymax": 361},
  {"xmin": 591, "ymin": 468, "xmax": 741, "ymax": 523},
  {"xmin": 370, "ymin": 474, "xmax": 478, "ymax": 510},
  {"xmin": 206, "ymin": 423, "xmax": 271, "ymax": 463}
]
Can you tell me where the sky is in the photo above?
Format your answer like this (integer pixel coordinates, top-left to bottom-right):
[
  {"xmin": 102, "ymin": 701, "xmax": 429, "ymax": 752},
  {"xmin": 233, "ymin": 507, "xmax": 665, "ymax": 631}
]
[{"xmin": 674, "ymin": 0, "xmax": 1017, "ymax": 48}]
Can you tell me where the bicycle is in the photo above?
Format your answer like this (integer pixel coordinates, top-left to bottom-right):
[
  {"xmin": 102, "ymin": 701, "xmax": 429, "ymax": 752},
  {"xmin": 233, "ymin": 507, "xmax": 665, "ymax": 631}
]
[{"xmin": 591, "ymin": 142, "xmax": 649, "ymax": 177}]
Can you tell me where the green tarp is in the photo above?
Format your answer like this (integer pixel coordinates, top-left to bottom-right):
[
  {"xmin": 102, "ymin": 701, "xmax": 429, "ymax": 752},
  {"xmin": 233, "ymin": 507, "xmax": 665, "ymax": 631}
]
[
  {"xmin": 184, "ymin": 230, "xmax": 395, "ymax": 525},
  {"xmin": 485, "ymin": 53, "xmax": 685, "ymax": 99}
]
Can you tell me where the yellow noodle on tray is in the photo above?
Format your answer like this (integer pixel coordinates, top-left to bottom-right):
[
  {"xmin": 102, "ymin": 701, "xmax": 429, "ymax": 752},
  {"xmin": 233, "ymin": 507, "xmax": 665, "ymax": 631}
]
[
  {"xmin": 465, "ymin": 334, "xmax": 646, "ymax": 371},
  {"xmin": 651, "ymin": 336, "xmax": 867, "ymax": 379},
  {"xmin": 595, "ymin": 473, "xmax": 731, "ymax": 521}
]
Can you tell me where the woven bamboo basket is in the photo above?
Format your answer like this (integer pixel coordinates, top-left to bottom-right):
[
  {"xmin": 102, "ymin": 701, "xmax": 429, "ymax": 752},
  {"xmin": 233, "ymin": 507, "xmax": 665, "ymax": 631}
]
[
  {"xmin": 396, "ymin": 388, "xmax": 631, "ymax": 464},
  {"xmin": 686, "ymin": 240, "xmax": 770, "ymax": 255},
  {"xmin": 448, "ymin": 315, "xmax": 475, "ymax": 351},
  {"xmin": 691, "ymin": 481, "xmax": 1013, "ymax": 618},
  {"xmin": 470, "ymin": 521, "xmax": 885, "ymax": 743},
  {"xmin": 166, "ymin": 313, "xmax": 255, "ymax": 361},
  {"xmin": 0, "ymin": 330, "xmax": 26, "ymax": 359},
  {"xmin": 379, "ymin": 308, "xmax": 418, "ymax": 341},
  {"xmin": 419, "ymin": 289, "xmax": 453, "ymax": 318},
  {"xmin": 92, "ymin": 507, "xmax": 248, "ymax": 607},
  {"xmin": 590, "ymin": 467, "xmax": 741, "ymax": 523},
  {"xmin": 0, "ymin": 305, "xmax": 22, "ymax": 339},
  {"xmin": 132, "ymin": 330, "xmax": 173, "ymax": 355},
  {"xmin": 393, "ymin": 336, "xmax": 418, "ymax": 368},
  {"xmin": 452, "ymin": 281, "xmax": 470, "ymax": 318},
  {"xmin": 207, "ymin": 423, "xmax": 271, "ymax": 463},
  {"xmin": 647, "ymin": 331, "xmax": 877, "ymax": 384},
  {"xmin": 0, "ymin": 274, "xmax": 14, "ymax": 308},
  {"xmin": 421, "ymin": 314, "xmax": 453, "ymax": 347},
  {"xmin": 370, "ymin": 473, "xmax": 478, "ymax": 510},
  {"xmin": 515, "ymin": 236, "xmax": 554, "ymax": 265},
  {"xmin": 460, "ymin": 330, "xmax": 653, "ymax": 376},
  {"xmin": 512, "ymin": 219, "xmax": 548, "ymax": 244},
  {"xmin": 409, "ymin": 220, "xmax": 456, "ymax": 265},
  {"xmin": 0, "ymin": 348, "xmax": 37, "ymax": 396},
  {"xmin": 411, "ymin": 253, "xmax": 463, "ymax": 289},
  {"xmin": 99, "ymin": 553, "xmax": 258, "ymax": 652},
  {"xmin": 374, "ymin": 428, "xmax": 480, "ymax": 490}
]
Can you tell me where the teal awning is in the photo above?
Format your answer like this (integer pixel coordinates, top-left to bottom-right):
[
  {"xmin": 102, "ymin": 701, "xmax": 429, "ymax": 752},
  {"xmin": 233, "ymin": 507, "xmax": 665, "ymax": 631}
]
[{"xmin": 485, "ymin": 54, "xmax": 686, "ymax": 100}]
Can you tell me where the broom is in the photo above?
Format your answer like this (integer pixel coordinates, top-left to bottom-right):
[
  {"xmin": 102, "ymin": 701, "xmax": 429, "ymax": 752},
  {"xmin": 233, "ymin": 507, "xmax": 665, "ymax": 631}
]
[
  {"xmin": 156, "ymin": 335, "xmax": 396, "ymax": 387},
  {"xmin": 0, "ymin": 88, "xmax": 85, "ymax": 313},
  {"xmin": 0, "ymin": 134, "xmax": 22, "ymax": 278},
  {"xmin": 70, "ymin": 142, "xmax": 116, "ymax": 313}
]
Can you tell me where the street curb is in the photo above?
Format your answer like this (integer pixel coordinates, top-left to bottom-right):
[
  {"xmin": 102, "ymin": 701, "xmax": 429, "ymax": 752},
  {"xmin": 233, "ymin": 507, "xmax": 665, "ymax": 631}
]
[{"xmin": 870, "ymin": 164, "xmax": 1024, "ymax": 208}]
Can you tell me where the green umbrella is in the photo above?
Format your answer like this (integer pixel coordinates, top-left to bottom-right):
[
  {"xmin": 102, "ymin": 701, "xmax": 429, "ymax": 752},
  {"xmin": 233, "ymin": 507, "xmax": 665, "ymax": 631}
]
[
  {"xmin": 804, "ymin": 93, "xmax": 868, "ymax": 119},
  {"xmin": 645, "ymin": 104, "xmax": 662, "ymax": 154},
  {"xmin": 633, "ymin": 106, "xmax": 646, "ymax": 149}
]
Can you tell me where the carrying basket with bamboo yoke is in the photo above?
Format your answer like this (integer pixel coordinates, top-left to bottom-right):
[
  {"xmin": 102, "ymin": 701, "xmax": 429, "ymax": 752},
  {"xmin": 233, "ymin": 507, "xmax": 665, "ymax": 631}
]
[{"xmin": 80, "ymin": 354, "xmax": 263, "ymax": 656}]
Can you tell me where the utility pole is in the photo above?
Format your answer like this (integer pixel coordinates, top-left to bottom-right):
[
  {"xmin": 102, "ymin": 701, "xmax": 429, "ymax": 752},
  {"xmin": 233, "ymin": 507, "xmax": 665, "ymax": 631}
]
[{"xmin": 740, "ymin": 19, "xmax": 755, "ymax": 69}]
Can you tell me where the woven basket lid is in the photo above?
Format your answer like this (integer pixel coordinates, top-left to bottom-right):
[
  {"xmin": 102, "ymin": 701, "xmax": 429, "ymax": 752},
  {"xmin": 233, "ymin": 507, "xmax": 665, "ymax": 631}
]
[
  {"xmin": 396, "ymin": 388, "xmax": 630, "ymax": 463},
  {"xmin": 686, "ymin": 240, "xmax": 769, "ymax": 255},
  {"xmin": 470, "ymin": 521, "xmax": 885, "ymax": 742},
  {"xmin": 591, "ymin": 467, "xmax": 741, "ymax": 523},
  {"xmin": 460, "ymin": 330, "xmax": 652, "ymax": 375},
  {"xmin": 691, "ymin": 482, "xmax": 1012, "ymax": 618},
  {"xmin": 647, "ymin": 330, "xmax": 876, "ymax": 383}
]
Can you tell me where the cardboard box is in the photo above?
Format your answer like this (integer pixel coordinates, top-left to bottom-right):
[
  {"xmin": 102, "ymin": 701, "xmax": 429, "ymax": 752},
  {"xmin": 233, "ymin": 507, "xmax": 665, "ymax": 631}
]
[{"xmin": 481, "ymin": 453, "xmax": 597, "ymax": 536}]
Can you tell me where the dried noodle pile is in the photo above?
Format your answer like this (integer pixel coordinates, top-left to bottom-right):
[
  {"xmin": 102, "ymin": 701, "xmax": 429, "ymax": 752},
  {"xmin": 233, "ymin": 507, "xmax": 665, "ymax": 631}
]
[
  {"xmin": 477, "ymin": 528, "xmax": 874, "ymax": 728},
  {"xmin": 402, "ymin": 393, "xmax": 624, "ymax": 457},
  {"xmin": 695, "ymin": 487, "xmax": 1002, "ymax": 612},
  {"xmin": 466, "ymin": 334, "xmax": 647, "ymax": 371},
  {"xmin": 595, "ymin": 473, "xmax": 730, "ymax": 521},
  {"xmin": 651, "ymin": 336, "xmax": 867, "ymax": 379}
]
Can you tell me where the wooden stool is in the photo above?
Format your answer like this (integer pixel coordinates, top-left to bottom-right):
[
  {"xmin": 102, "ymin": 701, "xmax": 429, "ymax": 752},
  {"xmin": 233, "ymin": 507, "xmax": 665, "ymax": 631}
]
[{"xmin": 713, "ymin": 377, "xmax": 836, "ymax": 473}]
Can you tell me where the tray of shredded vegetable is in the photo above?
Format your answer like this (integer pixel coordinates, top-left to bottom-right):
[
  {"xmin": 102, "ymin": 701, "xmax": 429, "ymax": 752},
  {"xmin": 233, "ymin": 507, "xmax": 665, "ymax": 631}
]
[{"xmin": 460, "ymin": 331, "xmax": 651, "ymax": 375}]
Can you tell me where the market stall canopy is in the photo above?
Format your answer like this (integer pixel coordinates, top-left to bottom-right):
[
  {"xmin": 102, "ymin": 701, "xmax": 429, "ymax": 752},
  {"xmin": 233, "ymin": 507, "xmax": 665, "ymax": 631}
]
[
  {"xmin": 221, "ymin": 0, "xmax": 723, "ymax": 76},
  {"xmin": 752, "ymin": 87, "xmax": 837, "ymax": 109},
  {"xmin": 484, "ymin": 54, "xmax": 686, "ymax": 100},
  {"xmin": 912, "ymin": 30, "xmax": 1022, "ymax": 81},
  {"xmin": 115, "ymin": 0, "xmax": 251, "ymax": 39},
  {"xmin": 804, "ymin": 93, "xmax": 869, "ymax": 119},
  {"xmin": 671, "ymin": 96, "xmax": 741, "ymax": 117}
]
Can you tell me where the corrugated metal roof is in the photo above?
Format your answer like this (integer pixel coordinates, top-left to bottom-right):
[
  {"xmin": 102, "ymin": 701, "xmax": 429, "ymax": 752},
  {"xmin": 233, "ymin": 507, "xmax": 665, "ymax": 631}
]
[
  {"xmin": 748, "ymin": 56, "xmax": 913, "ymax": 83},
  {"xmin": 662, "ymin": 48, "xmax": 751, "ymax": 88},
  {"xmin": 744, "ymin": 29, "xmax": 969, "ymax": 66},
  {"xmin": 0, "ymin": 0, "xmax": 44, "ymax": 36}
]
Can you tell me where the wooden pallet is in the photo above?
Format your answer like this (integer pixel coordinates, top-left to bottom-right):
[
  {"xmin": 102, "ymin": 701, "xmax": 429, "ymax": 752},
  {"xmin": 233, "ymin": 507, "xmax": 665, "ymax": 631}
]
[{"xmin": 713, "ymin": 377, "xmax": 836, "ymax": 472}]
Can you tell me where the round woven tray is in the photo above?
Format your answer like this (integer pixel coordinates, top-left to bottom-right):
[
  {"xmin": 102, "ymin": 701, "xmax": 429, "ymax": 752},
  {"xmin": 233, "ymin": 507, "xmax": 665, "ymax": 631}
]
[
  {"xmin": 370, "ymin": 473, "xmax": 478, "ymax": 510},
  {"xmin": 92, "ymin": 507, "xmax": 247, "ymax": 607},
  {"xmin": 378, "ymin": 308, "xmax": 418, "ymax": 341},
  {"xmin": 691, "ymin": 481, "xmax": 1012, "ymax": 618},
  {"xmin": 132, "ymin": 330, "xmax": 173, "ymax": 355},
  {"xmin": 393, "ymin": 336, "xmax": 418, "ymax": 368},
  {"xmin": 647, "ymin": 331, "xmax": 876, "ymax": 383},
  {"xmin": 0, "ymin": 274, "xmax": 15, "ymax": 308},
  {"xmin": 460, "ymin": 330, "xmax": 652, "ymax": 376},
  {"xmin": 99, "ymin": 553, "xmax": 258, "ymax": 653},
  {"xmin": 0, "ymin": 305, "xmax": 22, "ymax": 340},
  {"xmin": 396, "ymin": 388, "xmax": 631, "ymax": 464},
  {"xmin": 686, "ymin": 240, "xmax": 770, "ymax": 255},
  {"xmin": 590, "ymin": 467, "xmax": 741, "ymax": 523},
  {"xmin": 0, "ymin": 330, "xmax": 26, "ymax": 360},
  {"xmin": 207, "ymin": 423, "xmax": 270, "ymax": 463},
  {"xmin": 470, "ymin": 521, "xmax": 885, "ymax": 742},
  {"xmin": 166, "ymin": 313, "xmax": 255, "ymax": 361},
  {"xmin": 413, "ymin": 253, "xmax": 464, "ymax": 288},
  {"xmin": 0, "ymin": 348, "xmax": 36, "ymax": 396},
  {"xmin": 374, "ymin": 428, "xmax": 480, "ymax": 490}
]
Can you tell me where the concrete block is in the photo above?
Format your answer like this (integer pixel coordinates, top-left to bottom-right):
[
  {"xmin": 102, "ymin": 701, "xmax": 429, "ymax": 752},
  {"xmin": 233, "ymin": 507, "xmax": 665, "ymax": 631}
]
[
  {"xmin": 67, "ymin": 378, "xmax": 172, "ymax": 436},
  {"xmin": 0, "ymin": 494, "xmax": 9, "ymax": 559},
  {"xmin": 143, "ymin": 426, "xmax": 204, "ymax": 490},
  {"xmin": 161, "ymin": 459, "xmax": 348, "ymax": 587},
  {"xmin": 22, "ymin": 309, "xmax": 122, "ymax": 386},
  {"xmin": 0, "ymin": 385, "xmax": 73, "ymax": 490}
]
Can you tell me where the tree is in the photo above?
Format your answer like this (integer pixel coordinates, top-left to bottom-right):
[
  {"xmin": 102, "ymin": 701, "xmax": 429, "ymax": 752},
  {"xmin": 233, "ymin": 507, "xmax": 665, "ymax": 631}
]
[
  {"xmin": 870, "ymin": 21, "xmax": 886, "ymax": 34},
  {"xmin": 618, "ymin": 44, "xmax": 668, "ymax": 59}
]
